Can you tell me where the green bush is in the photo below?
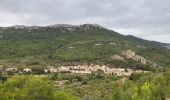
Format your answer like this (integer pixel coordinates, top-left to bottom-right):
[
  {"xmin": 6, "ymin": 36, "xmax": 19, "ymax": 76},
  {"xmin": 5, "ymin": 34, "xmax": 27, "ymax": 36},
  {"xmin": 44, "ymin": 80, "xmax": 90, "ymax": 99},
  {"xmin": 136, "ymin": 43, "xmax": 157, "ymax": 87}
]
[{"xmin": 0, "ymin": 75, "xmax": 77, "ymax": 100}]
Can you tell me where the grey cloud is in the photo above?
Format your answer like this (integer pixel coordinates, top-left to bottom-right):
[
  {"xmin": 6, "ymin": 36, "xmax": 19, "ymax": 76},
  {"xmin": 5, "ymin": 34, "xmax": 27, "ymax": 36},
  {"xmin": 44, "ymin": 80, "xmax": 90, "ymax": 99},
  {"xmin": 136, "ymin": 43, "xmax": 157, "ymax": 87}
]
[{"xmin": 0, "ymin": 0, "xmax": 170, "ymax": 43}]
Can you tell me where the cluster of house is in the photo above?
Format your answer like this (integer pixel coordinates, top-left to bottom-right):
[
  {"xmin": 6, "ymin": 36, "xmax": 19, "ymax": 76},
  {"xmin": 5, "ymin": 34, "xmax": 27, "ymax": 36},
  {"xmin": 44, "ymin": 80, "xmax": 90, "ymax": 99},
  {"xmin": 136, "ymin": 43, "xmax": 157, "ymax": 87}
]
[
  {"xmin": 95, "ymin": 42, "xmax": 118, "ymax": 46},
  {"xmin": 0, "ymin": 64, "xmax": 149, "ymax": 76},
  {"xmin": 94, "ymin": 43, "xmax": 144, "ymax": 47},
  {"xmin": 0, "ymin": 67, "xmax": 32, "ymax": 74},
  {"xmin": 44, "ymin": 64, "xmax": 149, "ymax": 76}
]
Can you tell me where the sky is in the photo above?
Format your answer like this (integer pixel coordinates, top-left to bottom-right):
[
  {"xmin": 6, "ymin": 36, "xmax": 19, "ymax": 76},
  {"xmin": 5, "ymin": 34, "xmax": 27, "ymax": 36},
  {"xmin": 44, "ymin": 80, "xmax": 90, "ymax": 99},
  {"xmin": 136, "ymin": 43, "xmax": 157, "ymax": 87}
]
[{"xmin": 0, "ymin": 0, "xmax": 170, "ymax": 43}]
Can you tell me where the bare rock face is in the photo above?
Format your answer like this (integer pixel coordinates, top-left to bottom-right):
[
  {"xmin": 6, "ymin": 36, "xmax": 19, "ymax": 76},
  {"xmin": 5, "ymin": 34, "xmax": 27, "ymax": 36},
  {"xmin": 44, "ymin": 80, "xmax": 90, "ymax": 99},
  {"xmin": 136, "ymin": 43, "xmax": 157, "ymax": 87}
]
[
  {"xmin": 48, "ymin": 24, "xmax": 75, "ymax": 28},
  {"xmin": 121, "ymin": 50, "xmax": 136, "ymax": 58},
  {"xmin": 121, "ymin": 50, "xmax": 162, "ymax": 67},
  {"xmin": 48, "ymin": 24, "xmax": 104, "ymax": 30},
  {"xmin": 111, "ymin": 55, "xmax": 125, "ymax": 61},
  {"xmin": 111, "ymin": 50, "xmax": 148, "ymax": 65},
  {"xmin": 132, "ymin": 55, "xmax": 148, "ymax": 64},
  {"xmin": 121, "ymin": 50, "xmax": 149, "ymax": 64},
  {"xmin": 112, "ymin": 50, "xmax": 144, "ymax": 62}
]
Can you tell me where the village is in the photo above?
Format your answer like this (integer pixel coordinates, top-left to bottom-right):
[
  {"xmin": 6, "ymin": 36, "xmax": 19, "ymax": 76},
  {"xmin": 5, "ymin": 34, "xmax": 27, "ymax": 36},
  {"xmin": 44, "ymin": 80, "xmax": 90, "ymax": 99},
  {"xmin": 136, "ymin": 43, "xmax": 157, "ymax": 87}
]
[
  {"xmin": 0, "ymin": 50, "xmax": 159, "ymax": 77},
  {"xmin": 45, "ymin": 64, "xmax": 150, "ymax": 76},
  {"xmin": 0, "ymin": 64, "xmax": 149, "ymax": 76}
]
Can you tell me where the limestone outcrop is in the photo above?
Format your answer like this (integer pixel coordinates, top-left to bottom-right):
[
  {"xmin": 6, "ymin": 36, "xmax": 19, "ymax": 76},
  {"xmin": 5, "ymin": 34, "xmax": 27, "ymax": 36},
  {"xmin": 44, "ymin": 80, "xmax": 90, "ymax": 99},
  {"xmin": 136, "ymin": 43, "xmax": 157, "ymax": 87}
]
[
  {"xmin": 121, "ymin": 50, "xmax": 162, "ymax": 67},
  {"xmin": 111, "ymin": 55, "xmax": 125, "ymax": 61},
  {"xmin": 121, "ymin": 50, "xmax": 136, "ymax": 59}
]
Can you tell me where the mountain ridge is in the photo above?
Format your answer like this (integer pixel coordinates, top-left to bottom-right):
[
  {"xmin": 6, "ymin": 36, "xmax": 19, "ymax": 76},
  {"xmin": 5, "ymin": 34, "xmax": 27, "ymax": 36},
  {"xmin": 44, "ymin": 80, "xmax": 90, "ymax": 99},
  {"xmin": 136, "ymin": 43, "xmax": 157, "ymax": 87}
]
[
  {"xmin": 0, "ymin": 24, "xmax": 167, "ymax": 46},
  {"xmin": 0, "ymin": 23, "xmax": 169, "ymax": 68},
  {"xmin": 0, "ymin": 24, "xmax": 105, "ymax": 29},
  {"xmin": 126, "ymin": 35, "xmax": 167, "ymax": 47}
]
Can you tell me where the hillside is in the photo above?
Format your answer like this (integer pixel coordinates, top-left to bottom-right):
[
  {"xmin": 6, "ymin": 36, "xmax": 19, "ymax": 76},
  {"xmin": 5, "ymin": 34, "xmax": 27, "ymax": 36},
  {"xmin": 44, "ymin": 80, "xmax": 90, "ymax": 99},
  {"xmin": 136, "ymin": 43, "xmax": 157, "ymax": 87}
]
[
  {"xmin": 0, "ymin": 24, "xmax": 169, "ymax": 68},
  {"xmin": 0, "ymin": 24, "xmax": 170, "ymax": 100}
]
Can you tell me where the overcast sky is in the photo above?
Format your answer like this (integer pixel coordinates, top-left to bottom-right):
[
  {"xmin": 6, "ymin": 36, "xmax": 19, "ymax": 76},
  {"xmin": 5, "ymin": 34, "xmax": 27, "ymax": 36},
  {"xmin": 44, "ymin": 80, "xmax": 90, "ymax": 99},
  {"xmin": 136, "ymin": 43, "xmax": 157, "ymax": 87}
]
[{"xmin": 0, "ymin": 0, "xmax": 170, "ymax": 43}]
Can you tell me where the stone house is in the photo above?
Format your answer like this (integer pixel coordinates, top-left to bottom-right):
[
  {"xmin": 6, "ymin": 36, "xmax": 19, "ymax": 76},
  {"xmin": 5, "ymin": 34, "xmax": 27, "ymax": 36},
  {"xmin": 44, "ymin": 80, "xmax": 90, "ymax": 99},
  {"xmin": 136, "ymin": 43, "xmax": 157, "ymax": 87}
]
[{"xmin": 23, "ymin": 68, "xmax": 32, "ymax": 73}]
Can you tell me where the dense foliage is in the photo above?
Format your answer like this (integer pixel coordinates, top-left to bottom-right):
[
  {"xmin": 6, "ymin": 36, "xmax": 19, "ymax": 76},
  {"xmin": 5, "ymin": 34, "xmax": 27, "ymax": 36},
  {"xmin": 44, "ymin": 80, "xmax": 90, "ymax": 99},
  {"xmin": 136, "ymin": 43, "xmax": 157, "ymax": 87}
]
[
  {"xmin": 0, "ymin": 75, "xmax": 77, "ymax": 100},
  {"xmin": 0, "ymin": 69, "xmax": 170, "ymax": 100}
]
